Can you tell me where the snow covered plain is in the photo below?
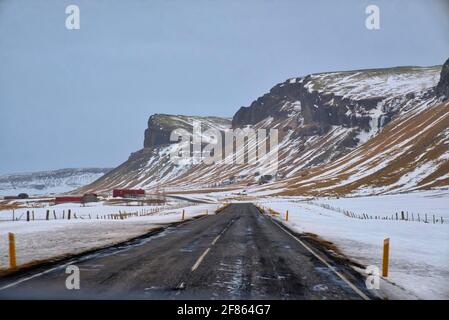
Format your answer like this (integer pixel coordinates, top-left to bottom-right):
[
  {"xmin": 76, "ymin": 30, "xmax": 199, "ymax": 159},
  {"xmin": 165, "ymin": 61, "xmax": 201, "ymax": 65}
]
[
  {"xmin": 0, "ymin": 200, "xmax": 195, "ymax": 221},
  {"xmin": 0, "ymin": 202, "xmax": 219, "ymax": 271},
  {"xmin": 317, "ymin": 191, "xmax": 449, "ymax": 220},
  {"xmin": 257, "ymin": 190, "xmax": 449, "ymax": 300}
]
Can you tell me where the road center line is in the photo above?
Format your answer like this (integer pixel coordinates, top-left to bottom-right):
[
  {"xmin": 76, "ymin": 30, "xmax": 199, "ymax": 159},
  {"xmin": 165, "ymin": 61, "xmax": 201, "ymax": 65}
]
[
  {"xmin": 190, "ymin": 217, "xmax": 235, "ymax": 273},
  {"xmin": 191, "ymin": 248, "xmax": 211, "ymax": 272},
  {"xmin": 267, "ymin": 215, "xmax": 370, "ymax": 300},
  {"xmin": 211, "ymin": 235, "xmax": 221, "ymax": 245}
]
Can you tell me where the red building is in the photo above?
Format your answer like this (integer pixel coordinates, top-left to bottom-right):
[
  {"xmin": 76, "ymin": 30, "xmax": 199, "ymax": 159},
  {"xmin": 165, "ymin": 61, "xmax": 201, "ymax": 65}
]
[
  {"xmin": 112, "ymin": 189, "xmax": 145, "ymax": 198},
  {"xmin": 54, "ymin": 193, "xmax": 98, "ymax": 204}
]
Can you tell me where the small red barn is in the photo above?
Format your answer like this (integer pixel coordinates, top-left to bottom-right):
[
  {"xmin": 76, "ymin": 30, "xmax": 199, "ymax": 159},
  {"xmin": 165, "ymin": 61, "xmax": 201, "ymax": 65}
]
[
  {"xmin": 54, "ymin": 193, "xmax": 98, "ymax": 204},
  {"xmin": 113, "ymin": 189, "xmax": 145, "ymax": 198}
]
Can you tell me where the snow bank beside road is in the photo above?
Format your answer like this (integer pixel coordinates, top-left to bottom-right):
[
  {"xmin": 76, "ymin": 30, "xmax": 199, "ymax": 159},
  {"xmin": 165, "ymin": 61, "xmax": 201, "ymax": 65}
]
[
  {"xmin": 258, "ymin": 198, "xmax": 449, "ymax": 300},
  {"xmin": 0, "ymin": 203, "xmax": 218, "ymax": 271}
]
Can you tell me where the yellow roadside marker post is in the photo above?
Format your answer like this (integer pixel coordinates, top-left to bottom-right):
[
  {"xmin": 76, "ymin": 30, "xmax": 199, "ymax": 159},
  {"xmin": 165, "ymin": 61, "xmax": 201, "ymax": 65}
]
[
  {"xmin": 9, "ymin": 233, "xmax": 17, "ymax": 269},
  {"xmin": 182, "ymin": 209, "xmax": 185, "ymax": 221},
  {"xmin": 382, "ymin": 238, "xmax": 390, "ymax": 277},
  {"xmin": 286, "ymin": 210, "xmax": 289, "ymax": 221}
]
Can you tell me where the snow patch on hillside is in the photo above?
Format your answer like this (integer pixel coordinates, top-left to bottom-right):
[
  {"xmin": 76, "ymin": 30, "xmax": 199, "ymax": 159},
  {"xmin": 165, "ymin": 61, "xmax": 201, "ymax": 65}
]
[{"xmin": 305, "ymin": 66, "xmax": 440, "ymax": 100}]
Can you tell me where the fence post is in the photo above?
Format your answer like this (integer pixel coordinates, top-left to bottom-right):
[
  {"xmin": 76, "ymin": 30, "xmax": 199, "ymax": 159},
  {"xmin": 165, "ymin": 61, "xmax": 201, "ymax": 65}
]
[
  {"xmin": 382, "ymin": 238, "xmax": 390, "ymax": 277},
  {"xmin": 182, "ymin": 210, "xmax": 185, "ymax": 221},
  {"xmin": 68, "ymin": 209, "xmax": 71, "ymax": 220},
  {"xmin": 46, "ymin": 210, "xmax": 50, "ymax": 221},
  {"xmin": 12, "ymin": 209, "xmax": 15, "ymax": 221},
  {"xmin": 26, "ymin": 211, "xmax": 30, "ymax": 222},
  {"xmin": 9, "ymin": 233, "xmax": 17, "ymax": 269}
]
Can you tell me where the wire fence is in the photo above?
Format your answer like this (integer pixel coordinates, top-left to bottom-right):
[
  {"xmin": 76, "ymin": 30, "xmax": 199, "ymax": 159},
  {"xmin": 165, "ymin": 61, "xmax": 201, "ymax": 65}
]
[
  {"xmin": 307, "ymin": 201, "xmax": 446, "ymax": 224},
  {"xmin": 0, "ymin": 201, "xmax": 199, "ymax": 223}
]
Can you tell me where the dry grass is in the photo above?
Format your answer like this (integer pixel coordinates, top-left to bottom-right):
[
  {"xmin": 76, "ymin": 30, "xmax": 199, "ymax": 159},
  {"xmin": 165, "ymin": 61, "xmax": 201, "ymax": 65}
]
[
  {"xmin": 0, "ymin": 201, "xmax": 23, "ymax": 211},
  {"xmin": 280, "ymin": 101, "xmax": 449, "ymax": 196}
]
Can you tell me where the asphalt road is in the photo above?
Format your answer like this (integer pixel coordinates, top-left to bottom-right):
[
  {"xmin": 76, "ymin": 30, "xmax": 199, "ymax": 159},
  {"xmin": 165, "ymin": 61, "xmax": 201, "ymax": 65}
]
[{"xmin": 0, "ymin": 203, "xmax": 374, "ymax": 299}]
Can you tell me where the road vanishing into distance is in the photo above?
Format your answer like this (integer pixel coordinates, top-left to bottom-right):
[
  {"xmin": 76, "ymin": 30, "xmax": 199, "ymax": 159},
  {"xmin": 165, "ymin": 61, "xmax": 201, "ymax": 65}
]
[{"xmin": 0, "ymin": 203, "xmax": 374, "ymax": 299}]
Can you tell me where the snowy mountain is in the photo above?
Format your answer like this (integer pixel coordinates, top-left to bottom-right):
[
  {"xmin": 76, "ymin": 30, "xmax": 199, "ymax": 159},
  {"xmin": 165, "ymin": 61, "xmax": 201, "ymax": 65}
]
[
  {"xmin": 0, "ymin": 168, "xmax": 111, "ymax": 196},
  {"xmin": 78, "ymin": 115, "xmax": 232, "ymax": 193},
  {"xmin": 81, "ymin": 58, "xmax": 449, "ymax": 196}
]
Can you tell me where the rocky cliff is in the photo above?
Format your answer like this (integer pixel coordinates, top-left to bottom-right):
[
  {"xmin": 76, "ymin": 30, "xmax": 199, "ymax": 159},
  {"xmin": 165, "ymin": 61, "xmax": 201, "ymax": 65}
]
[
  {"xmin": 233, "ymin": 66, "xmax": 441, "ymax": 139},
  {"xmin": 144, "ymin": 114, "xmax": 231, "ymax": 148},
  {"xmin": 79, "ymin": 115, "xmax": 232, "ymax": 193},
  {"xmin": 436, "ymin": 58, "xmax": 449, "ymax": 100}
]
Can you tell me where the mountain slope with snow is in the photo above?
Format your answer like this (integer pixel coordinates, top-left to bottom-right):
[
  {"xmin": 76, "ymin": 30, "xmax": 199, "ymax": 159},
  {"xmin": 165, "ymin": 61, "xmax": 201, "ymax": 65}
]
[
  {"xmin": 79, "ymin": 115, "xmax": 232, "ymax": 194},
  {"xmin": 0, "ymin": 168, "xmax": 111, "ymax": 196},
  {"xmin": 267, "ymin": 98, "xmax": 449, "ymax": 196},
  {"xmin": 81, "ymin": 59, "xmax": 449, "ymax": 196}
]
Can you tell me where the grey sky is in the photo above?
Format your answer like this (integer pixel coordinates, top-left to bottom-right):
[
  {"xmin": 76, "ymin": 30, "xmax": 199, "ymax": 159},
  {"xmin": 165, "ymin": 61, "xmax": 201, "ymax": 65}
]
[{"xmin": 1, "ymin": 0, "xmax": 448, "ymax": 174}]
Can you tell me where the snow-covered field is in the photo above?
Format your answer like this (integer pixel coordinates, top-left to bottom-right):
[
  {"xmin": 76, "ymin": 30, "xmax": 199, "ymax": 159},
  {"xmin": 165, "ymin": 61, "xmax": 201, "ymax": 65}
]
[
  {"xmin": 317, "ymin": 191, "xmax": 449, "ymax": 220},
  {"xmin": 257, "ymin": 191, "xmax": 449, "ymax": 300},
  {"xmin": 0, "ymin": 202, "xmax": 219, "ymax": 271},
  {"xmin": 0, "ymin": 200, "xmax": 191, "ymax": 221}
]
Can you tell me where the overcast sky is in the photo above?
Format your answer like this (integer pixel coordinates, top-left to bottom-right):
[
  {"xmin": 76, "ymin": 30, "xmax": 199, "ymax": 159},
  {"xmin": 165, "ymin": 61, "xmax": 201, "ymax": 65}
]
[{"xmin": 1, "ymin": 0, "xmax": 448, "ymax": 174}]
